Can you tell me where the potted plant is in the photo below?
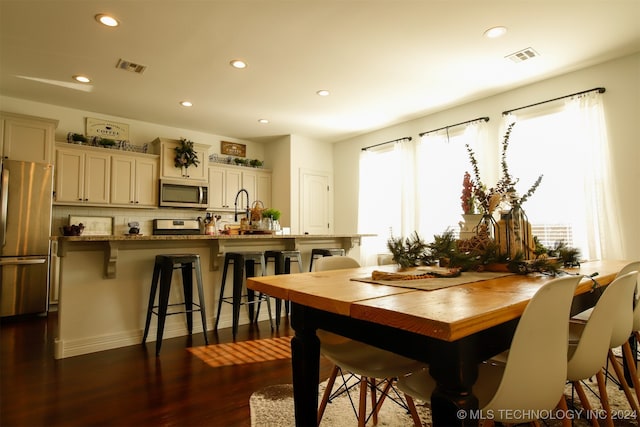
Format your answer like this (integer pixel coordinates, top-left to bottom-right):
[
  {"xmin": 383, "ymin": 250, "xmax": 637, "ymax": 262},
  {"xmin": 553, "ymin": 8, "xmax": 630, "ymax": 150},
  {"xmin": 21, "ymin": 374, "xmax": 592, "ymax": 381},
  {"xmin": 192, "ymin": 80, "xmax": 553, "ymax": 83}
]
[
  {"xmin": 174, "ymin": 138, "xmax": 200, "ymax": 169},
  {"xmin": 249, "ymin": 159, "xmax": 263, "ymax": 168},
  {"xmin": 71, "ymin": 133, "xmax": 87, "ymax": 144},
  {"xmin": 261, "ymin": 208, "xmax": 281, "ymax": 221},
  {"xmin": 98, "ymin": 138, "xmax": 117, "ymax": 147}
]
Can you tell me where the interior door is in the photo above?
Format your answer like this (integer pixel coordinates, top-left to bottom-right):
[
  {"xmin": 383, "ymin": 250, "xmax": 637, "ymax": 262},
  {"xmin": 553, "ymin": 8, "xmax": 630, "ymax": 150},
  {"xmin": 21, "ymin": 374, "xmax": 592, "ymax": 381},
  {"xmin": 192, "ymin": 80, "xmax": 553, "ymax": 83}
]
[{"xmin": 300, "ymin": 170, "xmax": 331, "ymax": 235}]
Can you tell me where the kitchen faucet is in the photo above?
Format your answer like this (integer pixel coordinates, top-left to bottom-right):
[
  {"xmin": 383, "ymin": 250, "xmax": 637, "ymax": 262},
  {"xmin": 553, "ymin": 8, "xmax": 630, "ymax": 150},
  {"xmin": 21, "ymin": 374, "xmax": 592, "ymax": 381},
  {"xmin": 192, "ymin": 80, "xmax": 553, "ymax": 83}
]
[{"xmin": 234, "ymin": 188, "xmax": 250, "ymax": 222}]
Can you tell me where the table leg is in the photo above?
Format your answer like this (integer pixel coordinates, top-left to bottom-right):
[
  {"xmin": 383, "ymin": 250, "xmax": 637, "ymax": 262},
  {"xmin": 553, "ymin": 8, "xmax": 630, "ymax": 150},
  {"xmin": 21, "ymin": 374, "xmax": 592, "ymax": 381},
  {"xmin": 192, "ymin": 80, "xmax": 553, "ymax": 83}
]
[
  {"xmin": 290, "ymin": 303, "xmax": 320, "ymax": 427},
  {"xmin": 428, "ymin": 340, "xmax": 480, "ymax": 427}
]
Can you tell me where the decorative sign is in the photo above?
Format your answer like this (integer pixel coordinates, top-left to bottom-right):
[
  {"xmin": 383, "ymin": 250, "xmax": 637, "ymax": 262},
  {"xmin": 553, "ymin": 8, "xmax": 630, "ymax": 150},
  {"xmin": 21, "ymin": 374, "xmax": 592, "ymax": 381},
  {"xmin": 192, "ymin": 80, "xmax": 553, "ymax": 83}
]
[
  {"xmin": 221, "ymin": 141, "xmax": 246, "ymax": 157},
  {"xmin": 86, "ymin": 117, "xmax": 130, "ymax": 140}
]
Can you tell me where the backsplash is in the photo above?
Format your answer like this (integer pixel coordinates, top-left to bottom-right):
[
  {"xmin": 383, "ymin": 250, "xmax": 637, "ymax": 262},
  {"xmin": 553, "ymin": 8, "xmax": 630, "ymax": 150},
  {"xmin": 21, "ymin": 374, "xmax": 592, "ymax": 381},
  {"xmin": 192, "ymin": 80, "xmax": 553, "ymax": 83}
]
[{"xmin": 52, "ymin": 206, "xmax": 236, "ymax": 236}]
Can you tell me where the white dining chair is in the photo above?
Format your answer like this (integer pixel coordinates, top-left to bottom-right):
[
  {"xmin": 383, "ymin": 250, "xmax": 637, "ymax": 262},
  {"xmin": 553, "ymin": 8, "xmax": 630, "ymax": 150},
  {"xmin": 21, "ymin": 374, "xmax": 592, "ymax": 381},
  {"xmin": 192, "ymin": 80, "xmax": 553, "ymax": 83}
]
[
  {"xmin": 565, "ymin": 270, "xmax": 639, "ymax": 425},
  {"xmin": 570, "ymin": 262, "xmax": 640, "ymax": 417},
  {"xmin": 314, "ymin": 256, "xmax": 424, "ymax": 427},
  {"xmin": 397, "ymin": 275, "xmax": 582, "ymax": 426}
]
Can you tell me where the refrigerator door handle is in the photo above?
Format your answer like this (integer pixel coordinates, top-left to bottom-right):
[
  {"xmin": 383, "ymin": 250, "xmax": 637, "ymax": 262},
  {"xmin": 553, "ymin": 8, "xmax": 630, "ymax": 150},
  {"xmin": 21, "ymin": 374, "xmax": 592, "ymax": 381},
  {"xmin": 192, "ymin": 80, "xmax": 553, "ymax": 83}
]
[
  {"xmin": 0, "ymin": 257, "xmax": 47, "ymax": 265},
  {"xmin": 0, "ymin": 167, "xmax": 8, "ymax": 247}
]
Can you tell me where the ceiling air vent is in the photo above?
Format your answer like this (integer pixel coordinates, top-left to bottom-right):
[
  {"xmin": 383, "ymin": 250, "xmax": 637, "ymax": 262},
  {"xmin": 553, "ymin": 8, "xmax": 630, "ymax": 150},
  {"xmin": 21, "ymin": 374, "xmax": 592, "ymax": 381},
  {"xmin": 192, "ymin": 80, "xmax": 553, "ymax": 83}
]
[
  {"xmin": 116, "ymin": 59, "xmax": 147, "ymax": 74},
  {"xmin": 505, "ymin": 47, "xmax": 540, "ymax": 63}
]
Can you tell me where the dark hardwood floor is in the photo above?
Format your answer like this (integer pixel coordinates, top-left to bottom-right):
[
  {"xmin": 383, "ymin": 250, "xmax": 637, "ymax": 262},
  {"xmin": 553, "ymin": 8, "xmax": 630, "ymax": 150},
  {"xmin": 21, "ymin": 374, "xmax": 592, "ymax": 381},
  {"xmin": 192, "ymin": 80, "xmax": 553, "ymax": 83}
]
[{"xmin": 1, "ymin": 310, "xmax": 332, "ymax": 426}]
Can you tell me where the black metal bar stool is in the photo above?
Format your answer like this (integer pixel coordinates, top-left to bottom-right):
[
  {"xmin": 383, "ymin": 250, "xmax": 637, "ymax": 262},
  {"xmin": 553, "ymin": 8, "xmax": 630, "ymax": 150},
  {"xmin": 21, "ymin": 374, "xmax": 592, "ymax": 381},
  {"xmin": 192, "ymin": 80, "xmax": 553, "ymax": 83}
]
[
  {"xmin": 263, "ymin": 250, "xmax": 303, "ymax": 327},
  {"xmin": 214, "ymin": 251, "xmax": 273, "ymax": 338},
  {"xmin": 308, "ymin": 248, "xmax": 346, "ymax": 271},
  {"xmin": 142, "ymin": 254, "xmax": 208, "ymax": 356}
]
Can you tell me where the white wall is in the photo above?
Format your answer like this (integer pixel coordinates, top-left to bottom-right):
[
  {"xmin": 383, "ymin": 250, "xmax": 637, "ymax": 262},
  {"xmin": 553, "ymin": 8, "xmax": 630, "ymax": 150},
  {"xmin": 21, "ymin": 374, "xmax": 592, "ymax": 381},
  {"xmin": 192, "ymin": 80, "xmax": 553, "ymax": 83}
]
[{"xmin": 334, "ymin": 52, "xmax": 640, "ymax": 260}]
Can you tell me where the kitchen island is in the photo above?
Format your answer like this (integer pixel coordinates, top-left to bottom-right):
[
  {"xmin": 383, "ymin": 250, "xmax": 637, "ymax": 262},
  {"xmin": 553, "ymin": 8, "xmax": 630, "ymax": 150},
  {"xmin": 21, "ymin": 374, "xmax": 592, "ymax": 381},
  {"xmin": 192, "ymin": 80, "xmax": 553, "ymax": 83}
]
[{"xmin": 52, "ymin": 233, "xmax": 369, "ymax": 359}]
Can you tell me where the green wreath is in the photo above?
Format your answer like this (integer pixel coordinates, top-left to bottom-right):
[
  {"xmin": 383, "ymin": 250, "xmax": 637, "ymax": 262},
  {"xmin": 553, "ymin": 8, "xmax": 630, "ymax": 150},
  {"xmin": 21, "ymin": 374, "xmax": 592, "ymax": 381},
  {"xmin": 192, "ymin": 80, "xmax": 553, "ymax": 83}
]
[{"xmin": 174, "ymin": 138, "xmax": 200, "ymax": 168}]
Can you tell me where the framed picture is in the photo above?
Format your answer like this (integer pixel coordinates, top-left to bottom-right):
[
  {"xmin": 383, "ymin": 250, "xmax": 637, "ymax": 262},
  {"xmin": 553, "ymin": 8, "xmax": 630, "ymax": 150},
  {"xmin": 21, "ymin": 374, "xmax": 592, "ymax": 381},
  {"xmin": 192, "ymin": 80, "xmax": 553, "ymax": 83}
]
[
  {"xmin": 221, "ymin": 141, "xmax": 246, "ymax": 157},
  {"xmin": 86, "ymin": 117, "xmax": 130, "ymax": 140}
]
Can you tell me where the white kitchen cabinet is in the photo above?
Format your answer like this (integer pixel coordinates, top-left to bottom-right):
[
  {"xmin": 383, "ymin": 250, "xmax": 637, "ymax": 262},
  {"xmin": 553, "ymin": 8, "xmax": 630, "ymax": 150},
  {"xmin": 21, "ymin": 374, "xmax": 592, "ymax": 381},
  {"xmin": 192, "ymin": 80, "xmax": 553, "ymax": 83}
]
[
  {"xmin": 110, "ymin": 154, "xmax": 159, "ymax": 207},
  {"xmin": 152, "ymin": 137, "xmax": 208, "ymax": 181},
  {"xmin": 1, "ymin": 112, "xmax": 58, "ymax": 163},
  {"xmin": 54, "ymin": 145, "xmax": 110, "ymax": 205},
  {"xmin": 208, "ymin": 164, "xmax": 271, "ymax": 211}
]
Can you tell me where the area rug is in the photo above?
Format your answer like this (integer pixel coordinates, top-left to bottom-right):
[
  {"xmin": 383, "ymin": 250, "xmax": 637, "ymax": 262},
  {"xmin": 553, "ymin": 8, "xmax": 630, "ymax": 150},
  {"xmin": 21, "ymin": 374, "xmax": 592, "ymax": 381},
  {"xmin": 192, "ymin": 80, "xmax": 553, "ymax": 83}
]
[
  {"xmin": 250, "ymin": 377, "xmax": 638, "ymax": 426},
  {"xmin": 187, "ymin": 336, "xmax": 292, "ymax": 368}
]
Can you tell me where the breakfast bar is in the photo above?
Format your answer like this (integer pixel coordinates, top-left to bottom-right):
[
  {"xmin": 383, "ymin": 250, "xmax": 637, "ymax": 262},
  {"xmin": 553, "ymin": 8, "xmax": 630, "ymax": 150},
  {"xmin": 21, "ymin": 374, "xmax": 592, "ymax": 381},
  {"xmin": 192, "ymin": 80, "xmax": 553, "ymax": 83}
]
[{"xmin": 52, "ymin": 233, "xmax": 368, "ymax": 359}]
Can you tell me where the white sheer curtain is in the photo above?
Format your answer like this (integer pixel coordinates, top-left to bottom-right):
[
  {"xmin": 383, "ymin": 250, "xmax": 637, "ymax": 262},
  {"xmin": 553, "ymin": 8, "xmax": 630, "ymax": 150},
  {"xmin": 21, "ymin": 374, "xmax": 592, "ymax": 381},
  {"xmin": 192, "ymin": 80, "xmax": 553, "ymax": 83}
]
[
  {"xmin": 504, "ymin": 91, "xmax": 621, "ymax": 260},
  {"xmin": 358, "ymin": 138, "xmax": 416, "ymax": 265},
  {"xmin": 416, "ymin": 121, "xmax": 487, "ymax": 241}
]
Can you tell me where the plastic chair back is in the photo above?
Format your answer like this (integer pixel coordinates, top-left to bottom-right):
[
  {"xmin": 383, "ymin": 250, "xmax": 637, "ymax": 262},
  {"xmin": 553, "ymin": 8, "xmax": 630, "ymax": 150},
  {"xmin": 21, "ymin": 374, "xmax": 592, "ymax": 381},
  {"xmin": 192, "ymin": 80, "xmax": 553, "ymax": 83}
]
[
  {"xmin": 567, "ymin": 271, "xmax": 638, "ymax": 380},
  {"xmin": 313, "ymin": 256, "xmax": 360, "ymax": 271},
  {"xmin": 482, "ymin": 275, "xmax": 581, "ymax": 416}
]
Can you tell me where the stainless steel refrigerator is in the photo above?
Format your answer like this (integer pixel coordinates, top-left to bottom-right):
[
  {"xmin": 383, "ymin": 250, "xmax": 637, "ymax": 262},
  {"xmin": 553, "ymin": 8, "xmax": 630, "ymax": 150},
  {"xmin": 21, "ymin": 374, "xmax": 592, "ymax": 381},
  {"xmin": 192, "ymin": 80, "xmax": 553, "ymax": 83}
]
[{"xmin": 0, "ymin": 159, "xmax": 54, "ymax": 317}]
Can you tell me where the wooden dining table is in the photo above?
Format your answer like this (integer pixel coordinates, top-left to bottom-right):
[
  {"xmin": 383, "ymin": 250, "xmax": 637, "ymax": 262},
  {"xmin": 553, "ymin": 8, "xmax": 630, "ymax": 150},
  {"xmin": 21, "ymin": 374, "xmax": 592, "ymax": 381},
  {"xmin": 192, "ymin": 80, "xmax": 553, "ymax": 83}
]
[{"xmin": 247, "ymin": 259, "xmax": 628, "ymax": 426}]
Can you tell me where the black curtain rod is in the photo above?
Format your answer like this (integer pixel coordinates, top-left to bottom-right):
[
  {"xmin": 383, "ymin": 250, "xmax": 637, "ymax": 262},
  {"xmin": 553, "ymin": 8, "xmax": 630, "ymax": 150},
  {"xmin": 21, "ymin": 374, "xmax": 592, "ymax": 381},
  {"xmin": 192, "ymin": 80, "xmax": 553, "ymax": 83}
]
[
  {"xmin": 361, "ymin": 136, "xmax": 412, "ymax": 151},
  {"xmin": 502, "ymin": 87, "xmax": 605, "ymax": 116},
  {"xmin": 418, "ymin": 116, "xmax": 489, "ymax": 137}
]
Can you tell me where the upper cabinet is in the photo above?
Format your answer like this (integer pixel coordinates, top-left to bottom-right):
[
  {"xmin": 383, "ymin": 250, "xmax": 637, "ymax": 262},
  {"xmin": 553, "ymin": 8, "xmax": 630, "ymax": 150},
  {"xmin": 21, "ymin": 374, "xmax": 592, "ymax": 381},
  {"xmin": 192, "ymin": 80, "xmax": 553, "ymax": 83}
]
[
  {"xmin": 208, "ymin": 164, "xmax": 271, "ymax": 211},
  {"xmin": 1, "ymin": 112, "xmax": 58, "ymax": 163},
  {"xmin": 55, "ymin": 145, "xmax": 111, "ymax": 205},
  {"xmin": 54, "ymin": 143, "xmax": 159, "ymax": 208},
  {"xmin": 110, "ymin": 154, "xmax": 159, "ymax": 207},
  {"xmin": 152, "ymin": 137, "xmax": 208, "ymax": 182}
]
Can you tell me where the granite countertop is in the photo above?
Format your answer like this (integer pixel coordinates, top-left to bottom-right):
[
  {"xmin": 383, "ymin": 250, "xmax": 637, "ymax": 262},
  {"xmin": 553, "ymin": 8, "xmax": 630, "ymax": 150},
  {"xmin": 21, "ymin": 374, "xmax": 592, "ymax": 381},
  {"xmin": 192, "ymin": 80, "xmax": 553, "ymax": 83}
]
[{"xmin": 52, "ymin": 233, "xmax": 370, "ymax": 242}]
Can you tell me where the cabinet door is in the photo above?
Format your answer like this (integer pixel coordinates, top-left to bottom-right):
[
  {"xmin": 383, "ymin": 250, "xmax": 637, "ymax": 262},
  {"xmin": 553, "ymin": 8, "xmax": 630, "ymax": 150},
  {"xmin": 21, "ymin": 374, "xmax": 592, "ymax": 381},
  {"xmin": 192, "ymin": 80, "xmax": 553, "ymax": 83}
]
[
  {"xmin": 242, "ymin": 170, "xmax": 258, "ymax": 204},
  {"xmin": 134, "ymin": 157, "xmax": 158, "ymax": 206},
  {"xmin": 224, "ymin": 168, "xmax": 242, "ymax": 209},
  {"xmin": 160, "ymin": 139, "xmax": 208, "ymax": 181},
  {"xmin": 2, "ymin": 115, "xmax": 56, "ymax": 163},
  {"xmin": 84, "ymin": 152, "xmax": 110, "ymax": 204},
  {"xmin": 161, "ymin": 142, "xmax": 182, "ymax": 179},
  {"xmin": 256, "ymin": 171, "xmax": 272, "ymax": 208},
  {"xmin": 55, "ymin": 148, "xmax": 84, "ymax": 203},
  {"xmin": 208, "ymin": 166, "xmax": 226, "ymax": 209},
  {"xmin": 110, "ymin": 156, "xmax": 135, "ymax": 205}
]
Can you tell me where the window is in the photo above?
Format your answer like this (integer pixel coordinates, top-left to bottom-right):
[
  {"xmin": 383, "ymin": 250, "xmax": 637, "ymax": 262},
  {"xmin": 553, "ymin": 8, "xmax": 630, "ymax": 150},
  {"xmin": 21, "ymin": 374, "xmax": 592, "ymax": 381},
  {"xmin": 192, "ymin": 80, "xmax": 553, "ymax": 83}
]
[
  {"xmin": 505, "ymin": 91, "xmax": 621, "ymax": 261},
  {"xmin": 416, "ymin": 122, "xmax": 486, "ymax": 240}
]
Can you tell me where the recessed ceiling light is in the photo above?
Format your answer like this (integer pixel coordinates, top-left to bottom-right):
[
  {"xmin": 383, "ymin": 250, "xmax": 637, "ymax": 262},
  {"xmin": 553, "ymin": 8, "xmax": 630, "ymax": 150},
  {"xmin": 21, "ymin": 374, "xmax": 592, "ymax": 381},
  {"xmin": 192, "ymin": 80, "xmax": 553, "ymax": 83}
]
[
  {"xmin": 73, "ymin": 75, "xmax": 91, "ymax": 83},
  {"xmin": 258, "ymin": 119, "xmax": 269, "ymax": 124},
  {"xmin": 316, "ymin": 90, "xmax": 330, "ymax": 97},
  {"xmin": 484, "ymin": 26, "xmax": 507, "ymax": 38},
  {"xmin": 180, "ymin": 101, "xmax": 193, "ymax": 107},
  {"xmin": 95, "ymin": 14, "xmax": 119, "ymax": 27},
  {"xmin": 230, "ymin": 59, "xmax": 247, "ymax": 69}
]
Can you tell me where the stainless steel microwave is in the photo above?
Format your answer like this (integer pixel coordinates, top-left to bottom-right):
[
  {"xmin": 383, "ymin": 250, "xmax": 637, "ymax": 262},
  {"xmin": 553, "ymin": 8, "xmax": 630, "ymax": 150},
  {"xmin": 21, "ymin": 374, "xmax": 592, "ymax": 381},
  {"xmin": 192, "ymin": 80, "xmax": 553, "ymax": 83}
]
[{"xmin": 159, "ymin": 179, "xmax": 209, "ymax": 209}]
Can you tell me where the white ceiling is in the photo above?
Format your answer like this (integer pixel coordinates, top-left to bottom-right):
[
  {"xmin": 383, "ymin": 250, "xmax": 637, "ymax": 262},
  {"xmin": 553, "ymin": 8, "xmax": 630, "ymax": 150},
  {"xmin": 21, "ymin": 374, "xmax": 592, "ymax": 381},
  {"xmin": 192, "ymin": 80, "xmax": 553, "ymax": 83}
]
[{"xmin": 1, "ymin": 1, "xmax": 639, "ymax": 143}]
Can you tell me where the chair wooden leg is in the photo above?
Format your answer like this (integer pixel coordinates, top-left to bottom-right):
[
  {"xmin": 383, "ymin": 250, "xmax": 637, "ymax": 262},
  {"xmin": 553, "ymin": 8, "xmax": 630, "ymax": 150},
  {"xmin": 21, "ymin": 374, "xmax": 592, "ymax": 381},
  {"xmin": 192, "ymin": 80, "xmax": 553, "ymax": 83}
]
[
  {"xmin": 404, "ymin": 394, "xmax": 422, "ymax": 427},
  {"xmin": 609, "ymin": 350, "xmax": 640, "ymax": 414},
  {"xmin": 368, "ymin": 378, "xmax": 378, "ymax": 425},
  {"xmin": 556, "ymin": 395, "xmax": 572, "ymax": 427},
  {"xmin": 573, "ymin": 380, "xmax": 600, "ymax": 427},
  {"xmin": 318, "ymin": 365, "xmax": 340, "ymax": 425},
  {"xmin": 595, "ymin": 370, "xmax": 614, "ymax": 427},
  {"xmin": 621, "ymin": 342, "xmax": 640, "ymax": 415},
  {"xmin": 358, "ymin": 376, "xmax": 368, "ymax": 427}
]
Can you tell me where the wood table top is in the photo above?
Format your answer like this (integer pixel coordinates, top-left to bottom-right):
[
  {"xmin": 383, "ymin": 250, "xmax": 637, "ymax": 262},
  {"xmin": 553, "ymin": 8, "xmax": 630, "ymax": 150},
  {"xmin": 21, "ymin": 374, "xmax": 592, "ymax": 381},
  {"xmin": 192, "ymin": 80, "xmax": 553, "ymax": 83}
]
[{"xmin": 247, "ymin": 259, "xmax": 628, "ymax": 342}]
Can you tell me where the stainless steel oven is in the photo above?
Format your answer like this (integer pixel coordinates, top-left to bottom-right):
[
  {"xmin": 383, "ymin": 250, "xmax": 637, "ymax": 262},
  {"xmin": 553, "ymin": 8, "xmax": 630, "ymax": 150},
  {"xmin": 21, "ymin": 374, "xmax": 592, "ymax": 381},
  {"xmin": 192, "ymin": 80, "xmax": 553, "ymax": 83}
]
[{"xmin": 159, "ymin": 179, "xmax": 208, "ymax": 209}]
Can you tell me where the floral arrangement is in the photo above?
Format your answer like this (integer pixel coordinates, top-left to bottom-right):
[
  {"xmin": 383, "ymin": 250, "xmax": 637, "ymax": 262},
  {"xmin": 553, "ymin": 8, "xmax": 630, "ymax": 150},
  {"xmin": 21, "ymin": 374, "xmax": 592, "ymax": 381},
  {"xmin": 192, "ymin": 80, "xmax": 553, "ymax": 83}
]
[
  {"xmin": 464, "ymin": 122, "xmax": 543, "ymax": 214},
  {"xmin": 174, "ymin": 138, "xmax": 200, "ymax": 168},
  {"xmin": 460, "ymin": 172, "xmax": 477, "ymax": 214}
]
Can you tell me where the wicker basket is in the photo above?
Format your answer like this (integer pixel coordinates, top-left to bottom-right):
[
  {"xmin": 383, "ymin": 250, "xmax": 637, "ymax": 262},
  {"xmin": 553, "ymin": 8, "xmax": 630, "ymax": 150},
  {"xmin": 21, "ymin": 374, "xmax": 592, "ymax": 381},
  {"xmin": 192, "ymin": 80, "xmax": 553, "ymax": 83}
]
[{"xmin": 250, "ymin": 200, "xmax": 264, "ymax": 222}]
